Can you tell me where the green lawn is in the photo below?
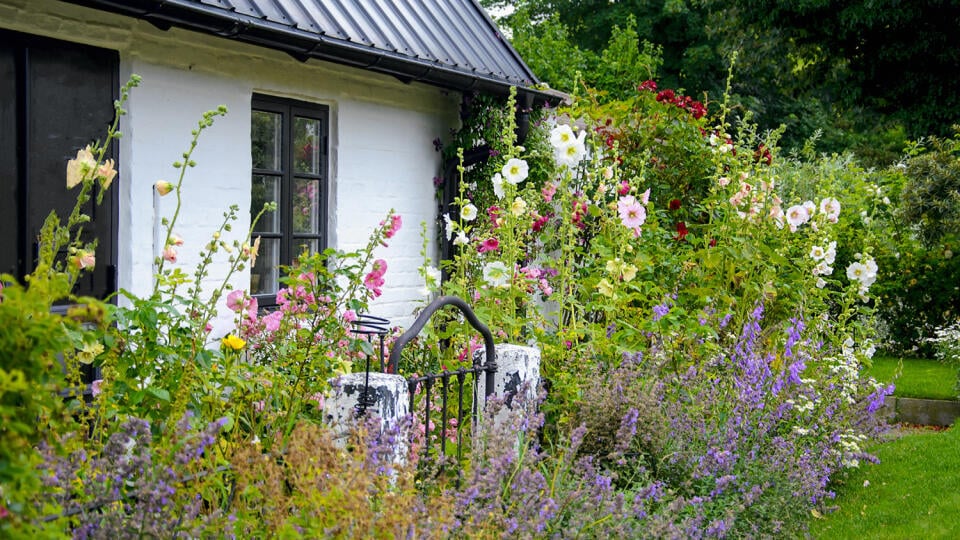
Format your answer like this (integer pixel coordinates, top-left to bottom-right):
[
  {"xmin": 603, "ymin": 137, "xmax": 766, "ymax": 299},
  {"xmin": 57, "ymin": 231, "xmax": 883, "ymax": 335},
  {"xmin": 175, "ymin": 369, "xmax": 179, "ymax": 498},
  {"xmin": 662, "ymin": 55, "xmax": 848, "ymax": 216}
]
[
  {"xmin": 864, "ymin": 356, "xmax": 957, "ymax": 401},
  {"xmin": 811, "ymin": 426, "xmax": 960, "ymax": 539}
]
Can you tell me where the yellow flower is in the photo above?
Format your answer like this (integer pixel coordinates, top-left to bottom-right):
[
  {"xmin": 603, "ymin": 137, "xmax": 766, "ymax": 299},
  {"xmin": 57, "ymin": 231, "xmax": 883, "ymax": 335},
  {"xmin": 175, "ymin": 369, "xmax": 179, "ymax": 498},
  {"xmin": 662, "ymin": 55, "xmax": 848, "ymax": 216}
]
[
  {"xmin": 77, "ymin": 342, "xmax": 104, "ymax": 365},
  {"xmin": 221, "ymin": 334, "xmax": 246, "ymax": 351},
  {"xmin": 510, "ymin": 196, "xmax": 527, "ymax": 217},
  {"xmin": 597, "ymin": 278, "xmax": 615, "ymax": 298},
  {"xmin": 621, "ymin": 263, "xmax": 638, "ymax": 282},
  {"xmin": 66, "ymin": 146, "xmax": 96, "ymax": 189}
]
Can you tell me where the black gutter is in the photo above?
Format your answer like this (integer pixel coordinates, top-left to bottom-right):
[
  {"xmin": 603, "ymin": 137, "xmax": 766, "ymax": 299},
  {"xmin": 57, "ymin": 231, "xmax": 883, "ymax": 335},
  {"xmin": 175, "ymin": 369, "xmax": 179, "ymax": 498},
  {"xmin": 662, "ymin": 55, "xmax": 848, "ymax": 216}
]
[{"xmin": 58, "ymin": 0, "xmax": 561, "ymax": 106}]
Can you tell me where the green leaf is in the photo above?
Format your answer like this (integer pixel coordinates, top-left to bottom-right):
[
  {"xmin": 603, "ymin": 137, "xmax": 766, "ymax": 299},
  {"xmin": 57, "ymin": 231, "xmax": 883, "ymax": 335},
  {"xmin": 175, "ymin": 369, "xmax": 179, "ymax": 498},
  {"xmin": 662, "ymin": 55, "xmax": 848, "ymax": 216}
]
[{"xmin": 147, "ymin": 387, "xmax": 170, "ymax": 402}]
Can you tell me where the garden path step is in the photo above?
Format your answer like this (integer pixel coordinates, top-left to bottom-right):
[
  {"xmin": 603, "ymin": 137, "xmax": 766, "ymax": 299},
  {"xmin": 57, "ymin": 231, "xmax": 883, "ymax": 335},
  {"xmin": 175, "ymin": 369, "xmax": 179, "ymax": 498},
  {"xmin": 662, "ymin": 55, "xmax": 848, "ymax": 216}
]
[{"xmin": 881, "ymin": 396, "xmax": 960, "ymax": 427}]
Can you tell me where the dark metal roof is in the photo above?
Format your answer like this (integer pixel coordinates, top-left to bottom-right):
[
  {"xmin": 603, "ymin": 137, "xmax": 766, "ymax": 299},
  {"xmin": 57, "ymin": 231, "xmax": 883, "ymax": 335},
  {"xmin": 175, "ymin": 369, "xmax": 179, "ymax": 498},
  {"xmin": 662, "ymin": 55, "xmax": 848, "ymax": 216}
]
[{"xmin": 59, "ymin": 0, "xmax": 555, "ymax": 101}]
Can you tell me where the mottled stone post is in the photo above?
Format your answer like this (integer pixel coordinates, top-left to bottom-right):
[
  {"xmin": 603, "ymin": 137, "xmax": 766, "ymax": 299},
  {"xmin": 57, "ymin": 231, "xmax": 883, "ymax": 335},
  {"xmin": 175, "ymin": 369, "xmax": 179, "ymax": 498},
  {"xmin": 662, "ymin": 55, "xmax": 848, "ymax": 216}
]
[{"xmin": 323, "ymin": 372, "xmax": 410, "ymax": 458}]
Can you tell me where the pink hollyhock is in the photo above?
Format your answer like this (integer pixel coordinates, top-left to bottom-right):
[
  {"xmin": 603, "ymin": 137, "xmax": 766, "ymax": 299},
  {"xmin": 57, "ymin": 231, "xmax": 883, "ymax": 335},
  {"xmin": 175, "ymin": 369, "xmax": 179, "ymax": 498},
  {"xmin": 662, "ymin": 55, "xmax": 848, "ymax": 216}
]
[
  {"xmin": 477, "ymin": 237, "xmax": 500, "ymax": 253},
  {"xmin": 618, "ymin": 180, "xmax": 630, "ymax": 196},
  {"xmin": 342, "ymin": 309, "xmax": 358, "ymax": 323},
  {"xmin": 618, "ymin": 195, "xmax": 647, "ymax": 229},
  {"xmin": 263, "ymin": 310, "xmax": 283, "ymax": 332},
  {"xmin": 162, "ymin": 246, "xmax": 177, "ymax": 263},
  {"xmin": 382, "ymin": 214, "xmax": 403, "ymax": 239},
  {"xmin": 226, "ymin": 289, "xmax": 246, "ymax": 312},
  {"xmin": 541, "ymin": 181, "xmax": 557, "ymax": 202},
  {"xmin": 532, "ymin": 212, "xmax": 551, "ymax": 233},
  {"xmin": 487, "ymin": 205, "xmax": 502, "ymax": 228},
  {"xmin": 639, "ymin": 188, "xmax": 651, "ymax": 205}
]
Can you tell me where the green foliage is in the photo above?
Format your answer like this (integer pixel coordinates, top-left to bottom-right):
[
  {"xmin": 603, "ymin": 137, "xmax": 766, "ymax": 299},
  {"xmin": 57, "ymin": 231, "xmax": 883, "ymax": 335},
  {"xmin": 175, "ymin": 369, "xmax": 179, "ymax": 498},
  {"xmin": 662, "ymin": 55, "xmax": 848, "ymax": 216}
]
[{"xmin": 899, "ymin": 134, "xmax": 960, "ymax": 247}]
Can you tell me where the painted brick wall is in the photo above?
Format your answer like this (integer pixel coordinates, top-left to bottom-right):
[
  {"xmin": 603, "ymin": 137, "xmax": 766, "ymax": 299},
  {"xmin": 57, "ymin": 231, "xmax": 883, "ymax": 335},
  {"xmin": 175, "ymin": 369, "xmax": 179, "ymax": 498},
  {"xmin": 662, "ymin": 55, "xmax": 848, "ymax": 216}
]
[{"xmin": 1, "ymin": 0, "xmax": 459, "ymax": 334}]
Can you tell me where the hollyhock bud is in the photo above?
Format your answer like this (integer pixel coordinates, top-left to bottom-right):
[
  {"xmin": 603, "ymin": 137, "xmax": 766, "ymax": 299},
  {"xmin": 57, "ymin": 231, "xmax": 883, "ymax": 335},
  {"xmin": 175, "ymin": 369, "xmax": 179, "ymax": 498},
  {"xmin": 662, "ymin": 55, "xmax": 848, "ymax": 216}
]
[{"xmin": 155, "ymin": 180, "xmax": 174, "ymax": 196}]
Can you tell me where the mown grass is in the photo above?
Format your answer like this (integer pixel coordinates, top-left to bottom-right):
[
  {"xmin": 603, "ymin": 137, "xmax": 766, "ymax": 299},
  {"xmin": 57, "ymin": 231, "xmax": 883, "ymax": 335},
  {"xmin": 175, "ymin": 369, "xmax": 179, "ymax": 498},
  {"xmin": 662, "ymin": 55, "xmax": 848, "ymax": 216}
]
[
  {"xmin": 811, "ymin": 426, "xmax": 960, "ymax": 539},
  {"xmin": 864, "ymin": 356, "xmax": 957, "ymax": 400}
]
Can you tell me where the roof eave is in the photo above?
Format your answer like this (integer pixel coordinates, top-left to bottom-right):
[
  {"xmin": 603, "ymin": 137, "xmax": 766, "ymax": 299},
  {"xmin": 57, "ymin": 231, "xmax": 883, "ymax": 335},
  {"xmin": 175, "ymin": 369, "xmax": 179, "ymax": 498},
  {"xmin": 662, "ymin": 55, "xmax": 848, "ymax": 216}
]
[{"xmin": 58, "ymin": 0, "xmax": 561, "ymax": 104}]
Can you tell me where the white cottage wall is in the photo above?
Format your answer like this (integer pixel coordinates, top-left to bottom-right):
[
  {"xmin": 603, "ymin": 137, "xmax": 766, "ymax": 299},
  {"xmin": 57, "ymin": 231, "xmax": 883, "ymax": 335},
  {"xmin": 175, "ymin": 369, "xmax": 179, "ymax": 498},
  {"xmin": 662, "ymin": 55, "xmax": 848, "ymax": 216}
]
[{"xmin": 1, "ymin": 0, "xmax": 459, "ymax": 334}]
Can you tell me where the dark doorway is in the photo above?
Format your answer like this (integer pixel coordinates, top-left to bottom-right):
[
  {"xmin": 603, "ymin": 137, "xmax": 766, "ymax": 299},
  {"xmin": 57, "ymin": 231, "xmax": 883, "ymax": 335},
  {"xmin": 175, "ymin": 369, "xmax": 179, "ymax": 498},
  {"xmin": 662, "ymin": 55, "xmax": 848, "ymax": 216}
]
[{"xmin": 0, "ymin": 29, "xmax": 119, "ymax": 300}]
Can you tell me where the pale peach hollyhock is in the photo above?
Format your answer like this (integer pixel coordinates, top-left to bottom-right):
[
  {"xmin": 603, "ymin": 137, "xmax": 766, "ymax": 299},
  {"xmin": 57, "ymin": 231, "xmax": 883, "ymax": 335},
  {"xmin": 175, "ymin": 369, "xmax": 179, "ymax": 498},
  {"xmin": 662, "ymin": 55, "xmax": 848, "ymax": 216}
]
[
  {"xmin": 163, "ymin": 246, "xmax": 177, "ymax": 263},
  {"xmin": 170, "ymin": 233, "xmax": 184, "ymax": 247},
  {"xmin": 243, "ymin": 236, "xmax": 261, "ymax": 267},
  {"xmin": 97, "ymin": 159, "xmax": 117, "ymax": 190},
  {"xmin": 155, "ymin": 180, "xmax": 174, "ymax": 196},
  {"xmin": 73, "ymin": 250, "xmax": 96, "ymax": 270},
  {"xmin": 66, "ymin": 146, "xmax": 96, "ymax": 189}
]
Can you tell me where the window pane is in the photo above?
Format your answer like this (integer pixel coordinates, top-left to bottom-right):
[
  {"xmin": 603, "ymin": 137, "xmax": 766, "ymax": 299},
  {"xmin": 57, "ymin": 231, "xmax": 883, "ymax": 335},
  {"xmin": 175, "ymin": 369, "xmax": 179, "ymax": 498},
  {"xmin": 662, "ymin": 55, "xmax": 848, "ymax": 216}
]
[
  {"xmin": 292, "ymin": 178, "xmax": 320, "ymax": 234},
  {"xmin": 293, "ymin": 116, "xmax": 321, "ymax": 174},
  {"xmin": 252, "ymin": 175, "xmax": 280, "ymax": 233},
  {"xmin": 252, "ymin": 111, "xmax": 282, "ymax": 171},
  {"xmin": 291, "ymin": 239, "xmax": 318, "ymax": 264},
  {"xmin": 251, "ymin": 238, "xmax": 280, "ymax": 296}
]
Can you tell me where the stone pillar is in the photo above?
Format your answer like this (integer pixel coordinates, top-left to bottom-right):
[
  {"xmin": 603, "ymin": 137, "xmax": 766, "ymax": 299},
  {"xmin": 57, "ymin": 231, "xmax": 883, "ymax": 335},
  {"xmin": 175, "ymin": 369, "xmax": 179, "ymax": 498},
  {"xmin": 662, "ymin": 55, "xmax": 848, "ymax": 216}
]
[
  {"xmin": 323, "ymin": 372, "xmax": 410, "ymax": 443},
  {"xmin": 474, "ymin": 343, "xmax": 541, "ymax": 414}
]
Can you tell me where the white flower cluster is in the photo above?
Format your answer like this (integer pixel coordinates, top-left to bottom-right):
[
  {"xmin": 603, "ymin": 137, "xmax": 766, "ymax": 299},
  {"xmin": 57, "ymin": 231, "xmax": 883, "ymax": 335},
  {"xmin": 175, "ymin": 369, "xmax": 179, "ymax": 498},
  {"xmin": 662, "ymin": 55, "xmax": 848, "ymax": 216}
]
[
  {"xmin": 845, "ymin": 254, "xmax": 878, "ymax": 300},
  {"xmin": 809, "ymin": 240, "xmax": 838, "ymax": 288},
  {"xmin": 550, "ymin": 124, "xmax": 587, "ymax": 168}
]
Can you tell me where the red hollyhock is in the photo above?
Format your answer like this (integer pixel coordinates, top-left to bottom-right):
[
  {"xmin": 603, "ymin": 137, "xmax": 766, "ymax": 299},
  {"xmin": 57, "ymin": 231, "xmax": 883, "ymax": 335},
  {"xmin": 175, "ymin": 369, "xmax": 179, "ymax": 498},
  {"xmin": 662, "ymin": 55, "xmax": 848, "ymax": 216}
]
[
  {"xmin": 669, "ymin": 199, "xmax": 682, "ymax": 211},
  {"xmin": 675, "ymin": 221, "xmax": 688, "ymax": 241}
]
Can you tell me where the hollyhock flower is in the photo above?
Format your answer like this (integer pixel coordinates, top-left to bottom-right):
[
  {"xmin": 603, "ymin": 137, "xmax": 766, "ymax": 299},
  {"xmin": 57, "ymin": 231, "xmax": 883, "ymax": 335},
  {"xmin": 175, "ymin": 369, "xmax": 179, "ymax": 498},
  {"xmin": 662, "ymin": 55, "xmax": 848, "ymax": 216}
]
[
  {"xmin": 597, "ymin": 278, "xmax": 614, "ymax": 297},
  {"xmin": 555, "ymin": 131, "xmax": 587, "ymax": 167},
  {"xmin": 502, "ymin": 158, "xmax": 529, "ymax": 185},
  {"xmin": 263, "ymin": 310, "xmax": 283, "ymax": 332},
  {"xmin": 170, "ymin": 233, "xmax": 184, "ymax": 247},
  {"xmin": 639, "ymin": 188, "xmax": 651, "ymax": 205},
  {"xmin": 785, "ymin": 204, "xmax": 810, "ymax": 231},
  {"xmin": 816, "ymin": 277, "xmax": 827, "ymax": 288},
  {"xmin": 162, "ymin": 246, "xmax": 177, "ymax": 263},
  {"xmin": 492, "ymin": 172, "xmax": 505, "ymax": 199},
  {"xmin": 510, "ymin": 196, "xmax": 527, "ymax": 217},
  {"xmin": 242, "ymin": 236, "xmax": 260, "ymax": 267},
  {"xmin": 423, "ymin": 265, "xmax": 442, "ymax": 291},
  {"xmin": 66, "ymin": 146, "xmax": 96, "ymax": 189},
  {"xmin": 803, "ymin": 200, "xmax": 816, "ymax": 218},
  {"xmin": 453, "ymin": 231, "xmax": 469, "ymax": 246},
  {"xmin": 549, "ymin": 124, "xmax": 576, "ymax": 149},
  {"xmin": 478, "ymin": 237, "xmax": 500, "ymax": 253},
  {"xmin": 460, "ymin": 203, "xmax": 478, "ymax": 221},
  {"xmin": 825, "ymin": 241, "xmax": 837, "ymax": 264},
  {"xmin": 675, "ymin": 221, "xmax": 689, "ymax": 241},
  {"xmin": 810, "ymin": 245, "xmax": 826, "ymax": 260},
  {"xmin": 603, "ymin": 166, "xmax": 614, "ymax": 180},
  {"xmin": 820, "ymin": 197, "xmax": 841, "ymax": 223},
  {"xmin": 618, "ymin": 195, "xmax": 646, "ymax": 229},
  {"xmin": 97, "ymin": 159, "xmax": 117, "ymax": 190},
  {"xmin": 342, "ymin": 309, "xmax": 358, "ymax": 324},
  {"xmin": 382, "ymin": 214, "xmax": 403, "ymax": 238},
  {"xmin": 226, "ymin": 289, "xmax": 247, "ymax": 312},
  {"xmin": 91, "ymin": 379, "xmax": 103, "ymax": 397},
  {"xmin": 531, "ymin": 212, "xmax": 551, "ymax": 232},
  {"xmin": 538, "ymin": 278, "xmax": 553, "ymax": 296},
  {"xmin": 443, "ymin": 213, "xmax": 454, "ymax": 241},
  {"xmin": 541, "ymin": 182, "xmax": 557, "ymax": 202},
  {"xmin": 669, "ymin": 198, "xmax": 682, "ymax": 211},
  {"xmin": 155, "ymin": 180, "xmax": 174, "ymax": 196},
  {"xmin": 482, "ymin": 261, "xmax": 510, "ymax": 288},
  {"xmin": 617, "ymin": 180, "xmax": 630, "ymax": 195},
  {"xmin": 73, "ymin": 250, "xmax": 96, "ymax": 270}
]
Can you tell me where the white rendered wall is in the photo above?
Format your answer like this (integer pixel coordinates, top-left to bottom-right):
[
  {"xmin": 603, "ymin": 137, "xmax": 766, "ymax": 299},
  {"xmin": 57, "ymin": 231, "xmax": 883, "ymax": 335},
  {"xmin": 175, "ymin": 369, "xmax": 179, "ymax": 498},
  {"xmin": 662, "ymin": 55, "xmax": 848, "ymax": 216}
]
[{"xmin": 1, "ymin": 0, "xmax": 460, "ymax": 334}]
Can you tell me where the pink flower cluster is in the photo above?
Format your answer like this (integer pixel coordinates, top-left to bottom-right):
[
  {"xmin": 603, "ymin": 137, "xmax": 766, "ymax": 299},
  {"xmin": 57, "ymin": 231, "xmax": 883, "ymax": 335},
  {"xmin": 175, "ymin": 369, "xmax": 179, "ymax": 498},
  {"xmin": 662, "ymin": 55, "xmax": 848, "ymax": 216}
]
[
  {"xmin": 520, "ymin": 266, "xmax": 556, "ymax": 297},
  {"xmin": 381, "ymin": 214, "xmax": 402, "ymax": 240},
  {"xmin": 364, "ymin": 259, "xmax": 388, "ymax": 298}
]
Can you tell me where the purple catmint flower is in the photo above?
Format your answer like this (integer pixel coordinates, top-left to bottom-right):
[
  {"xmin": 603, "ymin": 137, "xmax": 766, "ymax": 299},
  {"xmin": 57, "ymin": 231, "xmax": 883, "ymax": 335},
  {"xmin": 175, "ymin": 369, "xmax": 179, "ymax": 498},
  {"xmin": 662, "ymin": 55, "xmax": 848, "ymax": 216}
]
[{"xmin": 652, "ymin": 302, "xmax": 670, "ymax": 321}]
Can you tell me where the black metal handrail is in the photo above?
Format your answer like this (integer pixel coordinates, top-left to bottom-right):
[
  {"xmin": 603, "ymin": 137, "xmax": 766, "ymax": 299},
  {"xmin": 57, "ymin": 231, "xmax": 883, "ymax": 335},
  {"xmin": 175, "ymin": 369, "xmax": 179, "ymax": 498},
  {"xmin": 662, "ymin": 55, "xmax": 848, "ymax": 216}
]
[{"xmin": 388, "ymin": 295, "xmax": 497, "ymax": 399}]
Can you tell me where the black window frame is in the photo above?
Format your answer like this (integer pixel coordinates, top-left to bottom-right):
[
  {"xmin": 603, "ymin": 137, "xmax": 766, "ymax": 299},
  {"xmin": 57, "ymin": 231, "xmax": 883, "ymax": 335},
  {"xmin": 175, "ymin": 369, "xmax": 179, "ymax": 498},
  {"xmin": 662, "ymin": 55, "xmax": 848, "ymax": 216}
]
[{"xmin": 250, "ymin": 94, "xmax": 329, "ymax": 306}]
